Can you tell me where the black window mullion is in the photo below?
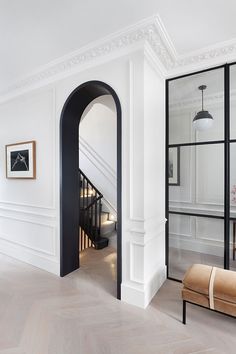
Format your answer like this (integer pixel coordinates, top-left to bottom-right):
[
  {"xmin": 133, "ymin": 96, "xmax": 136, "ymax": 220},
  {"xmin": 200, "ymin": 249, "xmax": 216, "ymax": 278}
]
[
  {"xmin": 224, "ymin": 64, "xmax": 230, "ymax": 269},
  {"xmin": 165, "ymin": 80, "xmax": 169, "ymax": 275},
  {"xmin": 169, "ymin": 210, "xmax": 224, "ymax": 220},
  {"xmin": 166, "ymin": 63, "xmax": 231, "ymax": 281},
  {"xmin": 169, "ymin": 140, "xmax": 224, "ymax": 148}
]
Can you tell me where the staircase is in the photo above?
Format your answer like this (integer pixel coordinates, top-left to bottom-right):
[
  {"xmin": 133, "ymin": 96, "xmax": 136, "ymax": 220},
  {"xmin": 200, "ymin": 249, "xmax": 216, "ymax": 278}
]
[{"xmin": 79, "ymin": 169, "xmax": 116, "ymax": 251}]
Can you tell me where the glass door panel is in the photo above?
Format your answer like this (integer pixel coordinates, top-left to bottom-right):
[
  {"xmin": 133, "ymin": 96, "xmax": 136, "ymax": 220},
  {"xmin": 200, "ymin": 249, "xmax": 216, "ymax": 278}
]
[
  {"xmin": 169, "ymin": 214, "xmax": 224, "ymax": 280},
  {"xmin": 230, "ymin": 221, "xmax": 236, "ymax": 271},
  {"xmin": 169, "ymin": 144, "xmax": 224, "ymax": 216},
  {"xmin": 169, "ymin": 68, "xmax": 224, "ymax": 145},
  {"xmin": 230, "ymin": 64, "xmax": 236, "ymax": 140}
]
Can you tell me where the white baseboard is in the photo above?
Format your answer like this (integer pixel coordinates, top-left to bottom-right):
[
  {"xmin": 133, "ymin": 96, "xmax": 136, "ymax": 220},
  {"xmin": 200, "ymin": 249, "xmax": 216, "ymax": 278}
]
[
  {"xmin": 0, "ymin": 237, "xmax": 60, "ymax": 275},
  {"xmin": 121, "ymin": 265, "xmax": 166, "ymax": 308},
  {"xmin": 145, "ymin": 265, "xmax": 167, "ymax": 306}
]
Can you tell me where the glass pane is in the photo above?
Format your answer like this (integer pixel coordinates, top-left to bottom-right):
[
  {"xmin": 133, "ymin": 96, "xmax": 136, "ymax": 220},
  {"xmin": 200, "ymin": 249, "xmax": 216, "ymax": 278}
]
[
  {"xmin": 230, "ymin": 220, "xmax": 236, "ymax": 271},
  {"xmin": 230, "ymin": 64, "xmax": 236, "ymax": 139},
  {"xmin": 169, "ymin": 214, "xmax": 224, "ymax": 280},
  {"xmin": 169, "ymin": 68, "xmax": 224, "ymax": 145},
  {"xmin": 230, "ymin": 142, "xmax": 236, "ymax": 270},
  {"xmin": 230, "ymin": 143, "xmax": 236, "ymax": 219},
  {"xmin": 169, "ymin": 144, "xmax": 224, "ymax": 216}
]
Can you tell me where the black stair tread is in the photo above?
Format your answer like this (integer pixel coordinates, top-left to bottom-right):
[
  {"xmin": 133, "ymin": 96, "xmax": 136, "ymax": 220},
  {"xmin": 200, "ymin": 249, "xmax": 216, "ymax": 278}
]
[{"xmin": 93, "ymin": 237, "xmax": 109, "ymax": 250}]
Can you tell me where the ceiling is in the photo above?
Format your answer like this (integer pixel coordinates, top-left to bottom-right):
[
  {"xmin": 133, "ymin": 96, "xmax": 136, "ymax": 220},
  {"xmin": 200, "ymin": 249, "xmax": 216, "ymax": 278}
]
[{"xmin": 1, "ymin": 0, "xmax": 236, "ymax": 94}]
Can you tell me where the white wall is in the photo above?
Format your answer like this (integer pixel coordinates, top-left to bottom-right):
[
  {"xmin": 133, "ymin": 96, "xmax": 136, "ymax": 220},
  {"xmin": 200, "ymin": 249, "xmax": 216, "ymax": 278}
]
[
  {"xmin": 79, "ymin": 95, "xmax": 117, "ymax": 210},
  {"xmin": 121, "ymin": 49, "xmax": 166, "ymax": 308},
  {"xmin": 0, "ymin": 45, "xmax": 166, "ymax": 308},
  {"xmin": 0, "ymin": 88, "xmax": 58, "ymax": 273}
]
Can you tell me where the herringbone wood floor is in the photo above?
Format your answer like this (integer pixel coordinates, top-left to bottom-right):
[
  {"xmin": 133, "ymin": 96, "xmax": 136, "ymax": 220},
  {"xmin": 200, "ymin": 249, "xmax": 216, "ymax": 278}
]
[{"xmin": 0, "ymin": 248, "xmax": 235, "ymax": 354}]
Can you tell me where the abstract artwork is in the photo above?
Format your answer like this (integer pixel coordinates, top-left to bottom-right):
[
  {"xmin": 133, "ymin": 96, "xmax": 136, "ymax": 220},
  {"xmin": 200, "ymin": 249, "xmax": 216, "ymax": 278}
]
[{"xmin": 6, "ymin": 141, "xmax": 36, "ymax": 179}]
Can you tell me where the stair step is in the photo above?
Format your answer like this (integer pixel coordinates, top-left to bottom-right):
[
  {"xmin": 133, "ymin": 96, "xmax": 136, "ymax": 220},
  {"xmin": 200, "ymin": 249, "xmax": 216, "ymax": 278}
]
[
  {"xmin": 101, "ymin": 211, "xmax": 109, "ymax": 223},
  {"xmin": 100, "ymin": 220, "xmax": 116, "ymax": 236},
  {"xmin": 93, "ymin": 237, "xmax": 109, "ymax": 250}
]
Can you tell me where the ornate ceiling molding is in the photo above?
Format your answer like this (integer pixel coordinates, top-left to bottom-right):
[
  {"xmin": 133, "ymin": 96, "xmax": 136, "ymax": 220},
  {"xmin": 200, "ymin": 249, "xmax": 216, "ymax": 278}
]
[
  {"xmin": 0, "ymin": 15, "xmax": 175, "ymax": 99},
  {"xmin": 174, "ymin": 38, "xmax": 236, "ymax": 70},
  {"xmin": 1, "ymin": 14, "xmax": 236, "ymax": 100}
]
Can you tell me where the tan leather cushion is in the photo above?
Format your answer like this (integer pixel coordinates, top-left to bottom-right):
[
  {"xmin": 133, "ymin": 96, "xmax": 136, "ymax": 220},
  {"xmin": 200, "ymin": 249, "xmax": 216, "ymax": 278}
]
[
  {"xmin": 183, "ymin": 264, "xmax": 236, "ymax": 304},
  {"xmin": 214, "ymin": 268, "xmax": 236, "ymax": 304},
  {"xmin": 183, "ymin": 264, "xmax": 212, "ymax": 296},
  {"xmin": 182, "ymin": 287, "xmax": 236, "ymax": 317},
  {"xmin": 214, "ymin": 297, "xmax": 236, "ymax": 317},
  {"xmin": 182, "ymin": 287, "xmax": 209, "ymax": 308}
]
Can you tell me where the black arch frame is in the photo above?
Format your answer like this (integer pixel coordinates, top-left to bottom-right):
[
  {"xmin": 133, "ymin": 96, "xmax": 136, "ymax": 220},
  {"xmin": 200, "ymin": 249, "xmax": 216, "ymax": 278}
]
[{"xmin": 60, "ymin": 80, "xmax": 122, "ymax": 299}]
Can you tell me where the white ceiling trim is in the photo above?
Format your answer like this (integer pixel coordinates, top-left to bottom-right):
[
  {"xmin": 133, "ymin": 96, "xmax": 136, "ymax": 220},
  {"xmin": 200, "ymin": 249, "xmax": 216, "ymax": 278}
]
[
  {"xmin": 170, "ymin": 37, "xmax": 236, "ymax": 77},
  {"xmin": 1, "ymin": 14, "xmax": 236, "ymax": 101},
  {"xmin": 0, "ymin": 15, "xmax": 174, "ymax": 102}
]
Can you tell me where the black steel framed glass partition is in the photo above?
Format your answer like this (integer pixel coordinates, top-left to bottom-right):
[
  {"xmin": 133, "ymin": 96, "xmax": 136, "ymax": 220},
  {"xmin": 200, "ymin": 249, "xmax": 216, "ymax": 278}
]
[{"xmin": 166, "ymin": 63, "xmax": 236, "ymax": 281}]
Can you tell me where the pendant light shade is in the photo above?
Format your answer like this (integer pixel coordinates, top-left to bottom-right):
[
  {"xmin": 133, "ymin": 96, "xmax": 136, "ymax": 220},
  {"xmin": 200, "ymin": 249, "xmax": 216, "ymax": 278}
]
[{"xmin": 193, "ymin": 85, "xmax": 213, "ymax": 131}]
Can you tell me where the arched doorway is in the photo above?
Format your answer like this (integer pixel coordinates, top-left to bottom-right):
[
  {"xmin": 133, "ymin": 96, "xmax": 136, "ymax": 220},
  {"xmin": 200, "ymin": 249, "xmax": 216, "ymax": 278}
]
[{"xmin": 60, "ymin": 81, "xmax": 122, "ymax": 299}]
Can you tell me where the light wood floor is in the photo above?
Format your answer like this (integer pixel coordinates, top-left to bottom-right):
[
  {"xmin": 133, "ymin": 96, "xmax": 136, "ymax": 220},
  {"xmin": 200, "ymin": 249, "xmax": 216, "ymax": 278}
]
[{"xmin": 0, "ymin": 248, "xmax": 235, "ymax": 354}]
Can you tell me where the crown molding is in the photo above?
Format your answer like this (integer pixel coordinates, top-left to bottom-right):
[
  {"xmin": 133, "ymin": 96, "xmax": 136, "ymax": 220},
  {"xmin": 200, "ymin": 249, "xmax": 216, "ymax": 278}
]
[
  {"xmin": 1, "ymin": 14, "xmax": 236, "ymax": 101},
  {"xmin": 0, "ymin": 15, "xmax": 175, "ymax": 101},
  {"xmin": 177, "ymin": 37, "xmax": 236, "ymax": 66},
  {"xmin": 168, "ymin": 37, "xmax": 236, "ymax": 77}
]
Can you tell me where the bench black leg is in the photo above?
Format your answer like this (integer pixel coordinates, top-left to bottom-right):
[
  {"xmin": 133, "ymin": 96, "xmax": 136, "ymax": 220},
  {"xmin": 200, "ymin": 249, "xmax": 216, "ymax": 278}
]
[{"xmin": 183, "ymin": 300, "xmax": 186, "ymax": 324}]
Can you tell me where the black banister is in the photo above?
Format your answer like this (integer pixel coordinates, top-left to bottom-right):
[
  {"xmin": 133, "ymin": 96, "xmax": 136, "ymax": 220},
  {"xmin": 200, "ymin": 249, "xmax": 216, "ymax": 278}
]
[
  {"xmin": 84, "ymin": 194, "xmax": 103, "ymax": 210},
  {"xmin": 79, "ymin": 169, "xmax": 108, "ymax": 250},
  {"xmin": 79, "ymin": 169, "xmax": 103, "ymax": 198}
]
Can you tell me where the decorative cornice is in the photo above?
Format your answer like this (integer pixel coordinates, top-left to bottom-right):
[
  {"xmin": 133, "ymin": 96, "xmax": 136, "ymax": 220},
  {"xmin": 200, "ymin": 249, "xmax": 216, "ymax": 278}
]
[
  {"xmin": 0, "ymin": 15, "xmax": 175, "ymax": 100},
  {"xmin": 175, "ymin": 38, "xmax": 236, "ymax": 69},
  {"xmin": 1, "ymin": 14, "xmax": 236, "ymax": 100}
]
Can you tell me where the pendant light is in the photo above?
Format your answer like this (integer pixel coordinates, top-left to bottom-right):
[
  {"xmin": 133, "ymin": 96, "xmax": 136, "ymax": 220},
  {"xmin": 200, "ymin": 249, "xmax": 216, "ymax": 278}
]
[{"xmin": 193, "ymin": 85, "xmax": 213, "ymax": 131}]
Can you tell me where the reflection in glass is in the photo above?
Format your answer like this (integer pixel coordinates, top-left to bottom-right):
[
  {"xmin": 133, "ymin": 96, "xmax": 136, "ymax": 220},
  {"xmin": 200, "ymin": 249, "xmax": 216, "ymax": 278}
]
[
  {"xmin": 230, "ymin": 143, "xmax": 236, "ymax": 219},
  {"xmin": 169, "ymin": 144, "xmax": 224, "ymax": 216},
  {"xmin": 230, "ymin": 142, "xmax": 236, "ymax": 271},
  {"xmin": 230, "ymin": 64, "xmax": 236, "ymax": 140},
  {"xmin": 230, "ymin": 220, "xmax": 236, "ymax": 271},
  {"xmin": 169, "ymin": 68, "xmax": 224, "ymax": 145},
  {"xmin": 169, "ymin": 214, "xmax": 224, "ymax": 280}
]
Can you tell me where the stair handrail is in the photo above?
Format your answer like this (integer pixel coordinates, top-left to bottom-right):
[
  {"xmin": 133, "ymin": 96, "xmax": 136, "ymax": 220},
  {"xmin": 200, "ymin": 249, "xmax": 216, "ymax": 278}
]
[
  {"xmin": 84, "ymin": 194, "xmax": 103, "ymax": 210},
  {"xmin": 79, "ymin": 168, "xmax": 103, "ymax": 198},
  {"xmin": 79, "ymin": 168, "xmax": 105, "ymax": 246}
]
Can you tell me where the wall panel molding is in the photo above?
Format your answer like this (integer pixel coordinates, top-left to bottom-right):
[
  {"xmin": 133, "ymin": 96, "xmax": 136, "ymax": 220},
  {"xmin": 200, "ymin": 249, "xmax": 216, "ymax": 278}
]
[
  {"xmin": 0, "ymin": 205, "xmax": 56, "ymax": 220},
  {"xmin": 0, "ymin": 237, "xmax": 59, "ymax": 275},
  {"xmin": 128, "ymin": 59, "xmax": 135, "ymax": 220},
  {"xmin": 0, "ymin": 200, "xmax": 56, "ymax": 211},
  {"xmin": 79, "ymin": 135, "xmax": 116, "ymax": 187},
  {"xmin": 169, "ymin": 233, "xmax": 224, "ymax": 258},
  {"xmin": 130, "ymin": 242, "xmax": 144, "ymax": 284},
  {"xmin": 0, "ymin": 229, "xmax": 56, "ymax": 257}
]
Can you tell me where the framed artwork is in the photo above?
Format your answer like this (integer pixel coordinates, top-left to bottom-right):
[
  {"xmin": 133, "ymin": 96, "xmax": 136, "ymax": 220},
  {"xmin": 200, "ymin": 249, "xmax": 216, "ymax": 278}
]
[
  {"xmin": 168, "ymin": 146, "xmax": 180, "ymax": 186},
  {"xmin": 6, "ymin": 141, "xmax": 36, "ymax": 179}
]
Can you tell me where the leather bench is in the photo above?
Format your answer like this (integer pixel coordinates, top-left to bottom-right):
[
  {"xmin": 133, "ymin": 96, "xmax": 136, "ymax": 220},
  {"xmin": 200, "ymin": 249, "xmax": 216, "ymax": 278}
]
[{"xmin": 182, "ymin": 264, "xmax": 236, "ymax": 324}]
